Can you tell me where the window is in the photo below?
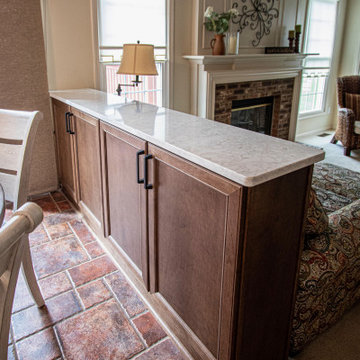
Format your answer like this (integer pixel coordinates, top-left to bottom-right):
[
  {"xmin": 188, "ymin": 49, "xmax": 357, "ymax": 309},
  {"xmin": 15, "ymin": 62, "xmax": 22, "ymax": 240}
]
[
  {"xmin": 97, "ymin": 0, "xmax": 167, "ymax": 106},
  {"xmin": 299, "ymin": 0, "xmax": 338, "ymax": 115}
]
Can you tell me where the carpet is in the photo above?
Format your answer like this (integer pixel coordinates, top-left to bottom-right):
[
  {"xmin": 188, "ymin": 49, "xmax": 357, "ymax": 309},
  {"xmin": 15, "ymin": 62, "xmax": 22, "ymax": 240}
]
[
  {"xmin": 294, "ymin": 300, "xmax": 360, "ymax": 360},
  {"xmin": 297, "ymin": 132, "xmax": 360, "ymax": 173}
]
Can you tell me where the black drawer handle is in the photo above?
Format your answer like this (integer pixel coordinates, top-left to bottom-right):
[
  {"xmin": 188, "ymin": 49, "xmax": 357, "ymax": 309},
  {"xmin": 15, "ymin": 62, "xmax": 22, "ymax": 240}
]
[
  {"xmin": 144, "ymin": 154, "xmax": 153, "ymax": 190},
  {"xmin": 136, "ymin": 150, "xmax": 145, "ymax": 184},
  {"xmin": 68, "ymin": 113, "xmax": 75, "ymax": 135},
  {"xmin": 65, "ymin": 112, "xmax": 70, "ymax": 133}
]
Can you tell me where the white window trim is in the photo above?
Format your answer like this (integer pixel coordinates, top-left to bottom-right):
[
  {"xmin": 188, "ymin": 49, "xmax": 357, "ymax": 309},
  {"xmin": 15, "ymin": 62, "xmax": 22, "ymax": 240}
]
[
  {"xmin": 94, "ymin": 0, "xmax": 174, "ymax": 108},
  {"xmin": 298, "ymin": 0, "xmax": 339, "ymax": 119}
]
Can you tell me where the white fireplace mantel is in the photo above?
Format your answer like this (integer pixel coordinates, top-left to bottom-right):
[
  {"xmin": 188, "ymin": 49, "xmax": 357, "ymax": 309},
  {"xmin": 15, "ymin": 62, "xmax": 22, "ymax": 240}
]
[{"xmin": 183, "ymin": 53, "xmax": 310, "ymax": 141}]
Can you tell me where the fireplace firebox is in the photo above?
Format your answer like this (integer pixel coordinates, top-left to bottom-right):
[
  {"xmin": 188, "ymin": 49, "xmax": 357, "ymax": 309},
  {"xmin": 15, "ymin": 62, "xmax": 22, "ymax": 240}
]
[{"xmin": 231, "ymin": 96, "xmax": 274, "ymax": 135}]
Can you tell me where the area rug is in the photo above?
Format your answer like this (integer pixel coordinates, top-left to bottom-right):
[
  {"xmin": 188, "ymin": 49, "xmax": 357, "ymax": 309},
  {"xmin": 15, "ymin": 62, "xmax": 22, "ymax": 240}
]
[{"xmin": 312, "ymin": 162, "xmax": 360, "ymax": 214}]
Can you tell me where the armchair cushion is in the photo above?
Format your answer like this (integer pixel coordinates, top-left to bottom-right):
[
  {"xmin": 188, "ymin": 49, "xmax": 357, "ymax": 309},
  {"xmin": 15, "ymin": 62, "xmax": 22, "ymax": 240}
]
[
  {"xmin": 355, "ymin": 121, "xmax": 360, "ymax": 135},
  {"xmin": 332, "ymin": 76, "xmax": 360, "ymax": 152},
  {"xmin": 345, "ymin": 93, "xmax": 360, "ymax": 134}
]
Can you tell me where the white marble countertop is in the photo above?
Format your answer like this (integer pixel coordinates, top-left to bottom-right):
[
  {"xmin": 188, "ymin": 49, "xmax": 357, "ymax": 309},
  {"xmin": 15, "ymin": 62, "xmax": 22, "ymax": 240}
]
[{"xmin": 50, "ymin": 89, "xmax": 324, "ymax": 187}]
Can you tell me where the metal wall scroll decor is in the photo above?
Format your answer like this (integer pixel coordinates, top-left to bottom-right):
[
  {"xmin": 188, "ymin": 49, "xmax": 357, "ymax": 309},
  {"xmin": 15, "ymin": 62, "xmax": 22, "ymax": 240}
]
[{"xmin": 232, "ymin": 0, "xmax": 279, "ymax": 47}]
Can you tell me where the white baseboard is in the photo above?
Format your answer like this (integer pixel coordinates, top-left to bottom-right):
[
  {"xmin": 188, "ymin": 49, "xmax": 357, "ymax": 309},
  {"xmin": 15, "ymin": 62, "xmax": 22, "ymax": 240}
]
[{"xmin": 295, "ymin": 127, "xmax": 334, "ymax": 140}]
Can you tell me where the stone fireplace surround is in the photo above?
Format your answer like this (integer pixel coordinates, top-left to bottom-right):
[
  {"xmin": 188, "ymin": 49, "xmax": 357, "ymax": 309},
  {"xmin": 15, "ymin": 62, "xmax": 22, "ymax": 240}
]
[
  {"xmin": 215, "ymin": 78, "xmax": 295, "ymax": 139},
  {"xmin": 184, "ymin": 54, "xmax": 308, "ymax": 141}
]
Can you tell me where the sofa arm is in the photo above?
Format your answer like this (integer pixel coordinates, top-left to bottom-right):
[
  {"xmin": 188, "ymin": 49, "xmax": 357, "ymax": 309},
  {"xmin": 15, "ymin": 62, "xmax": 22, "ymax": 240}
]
[
  {"xmin": 328, "ymin": 199, "xmax": 360, "ymax": 258},
  {"xmin": 305, "ymin": 199, "xmax": 360, "ymax": 254}
]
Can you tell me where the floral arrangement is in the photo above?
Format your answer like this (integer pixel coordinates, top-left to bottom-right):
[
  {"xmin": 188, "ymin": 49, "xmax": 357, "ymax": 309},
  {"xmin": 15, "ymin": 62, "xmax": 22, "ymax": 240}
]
[{"xmin": 204, "ymin": 6, "xmax": 239, "ymax": 34}]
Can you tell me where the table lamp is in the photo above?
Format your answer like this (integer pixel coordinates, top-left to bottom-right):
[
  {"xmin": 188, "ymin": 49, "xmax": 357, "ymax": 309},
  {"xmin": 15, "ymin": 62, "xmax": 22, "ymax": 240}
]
[{"xmin": 116, "ymin": 41, "xmax": 158, "ymax": 96}]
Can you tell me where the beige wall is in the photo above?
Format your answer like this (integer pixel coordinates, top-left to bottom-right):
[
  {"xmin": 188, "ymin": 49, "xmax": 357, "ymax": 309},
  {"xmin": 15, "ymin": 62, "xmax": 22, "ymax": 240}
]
[
  {"xmin": 43, "ymin": 0, "xmax": 356, "ymax": 133},
  {"xmin": 42, "ymin": 0, "xmax": 193, "ymax": 113},
  {"xmin": 0, "ymin": 0, "xmax": 58, "ymax": 195},
  {"xmin": 338, "ymin": 0, "xmax": 360, "ymax": 76},
  {"xmin": 171, "ymin": 0, "xmax": 193, "ymax": 112},
  {"xmin": 42, "ymin": 0, "xmax": 97, "ymax": 90}
]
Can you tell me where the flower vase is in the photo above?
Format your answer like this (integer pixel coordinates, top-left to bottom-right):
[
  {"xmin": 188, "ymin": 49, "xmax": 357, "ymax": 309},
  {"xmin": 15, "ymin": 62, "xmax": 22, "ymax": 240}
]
[{"xmin": 210, "ymin": 34, "xmax": 225, "ymax": 55}]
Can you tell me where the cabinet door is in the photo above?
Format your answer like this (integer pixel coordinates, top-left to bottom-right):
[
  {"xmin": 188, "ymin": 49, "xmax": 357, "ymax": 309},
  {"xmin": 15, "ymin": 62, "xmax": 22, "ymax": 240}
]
[
  {"xmin": 52, "ymin": 99, "xmax": 78, "ymax": 202},
  {"xmin": 72, "ymin": 108, "xmax": 103, "ymax": 234},
  {"xmin": 147, "ymin": 144, "xmax": 242, "ymax": 359},
  {"xmin": 100, "ymin": 123, "xmax": 149, "ymax": 287}
]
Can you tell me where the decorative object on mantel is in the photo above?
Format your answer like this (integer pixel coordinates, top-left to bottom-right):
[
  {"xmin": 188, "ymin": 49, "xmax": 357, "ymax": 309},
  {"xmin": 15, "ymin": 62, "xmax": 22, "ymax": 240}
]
[
  {"xmin": 294, "ymin": 24, "xmax": 302, "ymax": 53},
  {"xmin": 210, "ymin": 34, "xmax": 226, "ymax": 56},
  {"xmin": 231, "ymin": 0, "xmax": 279, "ymax": 47},
  {"xmin": 204, "ymin": 6, "xmax": 239, "ymax": 55},
  {"xmin": 116, "ymin": 41, "xmax": 158, "ymax": 96},
  {"xmin": 226, "ymin": 31, "xmax": 240, "ymax": 54},
  {"xmin": 265, "ymin": 47, "xmax": 295, "ymax": 54},
  {"xmin": 288, "ymin": 30, "xmax": 295, "ymax": 50}
]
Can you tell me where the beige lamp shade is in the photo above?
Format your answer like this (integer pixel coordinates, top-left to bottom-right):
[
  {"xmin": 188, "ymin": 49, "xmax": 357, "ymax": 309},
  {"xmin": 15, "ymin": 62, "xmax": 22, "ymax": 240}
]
[{"xmin": 117, "ymin": 44, "xmax": 158, "ymax": 76}]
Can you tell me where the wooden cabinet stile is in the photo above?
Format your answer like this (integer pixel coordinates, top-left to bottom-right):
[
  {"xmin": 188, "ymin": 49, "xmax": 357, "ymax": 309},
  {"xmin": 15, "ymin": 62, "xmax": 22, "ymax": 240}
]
[
  {"xmin": 52, "ymin": 100, "xmax": 103, "ymax": 235},
  {"xmin": 100, "ymin": 122, "xmax": 149, "ymax": 289},
  {"xmin": 52, "ymin": 99, "xmax": 78, "ymax": 203}
]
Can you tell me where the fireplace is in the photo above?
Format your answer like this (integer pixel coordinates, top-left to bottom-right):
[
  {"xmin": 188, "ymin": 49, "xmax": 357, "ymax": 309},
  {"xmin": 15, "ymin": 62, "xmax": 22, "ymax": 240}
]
[
  {"xmin": 231, "ymin": 96, "xmax": 274, "ymax": 135},
  {"xmin": 184, "ymin": 54, "xmax": 308, "ymax": 141},
  {"xmin": 214, "ymin": 78, "xmax": 294, "ymax": 139}
]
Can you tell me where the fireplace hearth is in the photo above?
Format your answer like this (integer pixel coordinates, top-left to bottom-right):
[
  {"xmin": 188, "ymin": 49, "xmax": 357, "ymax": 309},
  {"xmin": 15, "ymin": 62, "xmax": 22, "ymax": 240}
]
[{"xmin": 231, "ymin": 96, "xmax": 274, "ymax": 135}]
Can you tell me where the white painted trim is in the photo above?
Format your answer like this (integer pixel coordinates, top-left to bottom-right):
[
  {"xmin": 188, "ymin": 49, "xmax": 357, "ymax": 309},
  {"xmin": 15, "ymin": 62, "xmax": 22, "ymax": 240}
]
[
  {"xmin": 90, "ymin": 0, "xmax": 100, "ymax": 90},
  {"xmin": 184, "ymin": 53, "xmax": 307, "ymax": 139},
  {"xmin": 184, "ymin": 53, "xmax": 308, "ymax": 65},
  {"xmin": 167, "ymin": 0, "xmax": 175, "ymax": 109},
  {"xmin": 295, "ymin": 127, "xmax": 334, "ymax": 140}
]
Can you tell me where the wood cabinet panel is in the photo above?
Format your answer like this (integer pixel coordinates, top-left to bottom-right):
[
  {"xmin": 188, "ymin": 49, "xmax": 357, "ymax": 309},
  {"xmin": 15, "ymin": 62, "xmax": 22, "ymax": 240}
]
[
  {"xmin": 100, "ymin": 123, "xmax": 149, "ymax": 287},
  {"xmin": 52, "ymin": 99, "xmax": 78, "ymax": 202},
  {"xmin": 147, "ymin": 144, "xmax": 242, "ymax": 358},
  {"xmin": 235, "ymin": 167, "xmax": 312, "ymax": 360},
  {"xmin": 72, "ymin": 108, "xmax": 103, "ymax": 232}
]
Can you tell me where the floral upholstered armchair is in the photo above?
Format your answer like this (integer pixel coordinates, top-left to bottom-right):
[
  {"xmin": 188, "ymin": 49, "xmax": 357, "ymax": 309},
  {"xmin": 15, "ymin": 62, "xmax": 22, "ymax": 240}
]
[
  {"xmin": 290, "ymin": 163, "xmax": 360, "ymax": 354},
  {"xmin": 331, "ymin": 75, "xmax": 360, "ymax": 156}
]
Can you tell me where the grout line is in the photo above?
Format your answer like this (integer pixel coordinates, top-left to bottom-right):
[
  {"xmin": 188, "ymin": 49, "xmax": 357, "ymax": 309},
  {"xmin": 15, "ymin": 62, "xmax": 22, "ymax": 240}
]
[
  {"xmin": 130, "ymin": 309, "xmax": 149, "ymax": 321},
  {"xmin": 103, "ymin": 277, "xmax": 148, "ymax": 349},
  {"xmin": 30, "ymin": 232, "xmax": 76, "ymax": 250},
  {"xmin": 67, "ymin": 222, "xmax": 93, "ymax": 261},
  {"xmin": 67, "ymin": 271, "xmax": 86, "ymax": 312},
  {"xmin": 51, "ymin": 298, "xmax": 118, "ymax": 330},
  {"xmin": 103, "ymin": 256, "xmax": 193, "ymax": 360},
  {"xmin": 48, "ymin": 193, "xmax": 63, "ymax": 213},
  {"xmin": 11, "ymin": 289, "xmax": 84, "ymax": 343},
  {"xmin": 34, "ymin": 254, "xmax": 113, "ymax": 283},
  {"xmin": 53, "ymin": 325, "xmax": 67, "ymax": 360},
  {"xmin": 129, "ymin": 337, "xmax": 170, "ymax": 359}
]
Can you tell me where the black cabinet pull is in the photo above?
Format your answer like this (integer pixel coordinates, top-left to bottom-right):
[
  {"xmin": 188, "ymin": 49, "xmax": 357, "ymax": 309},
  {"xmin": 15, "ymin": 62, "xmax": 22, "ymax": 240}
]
[
  {"xmin": 65, "ymin": 112, "xmax": 70, "ymax": 133},
  {"xmin": 144, "ymin": 154, "xmax": 153, "ymax": 190},
  {"xmin": 68, "ymin": 113, "xmax": 75, "ymax": 135},
  {"xmin": 136, "ymin": 150, "xmax": 145, "ymax": 184}
]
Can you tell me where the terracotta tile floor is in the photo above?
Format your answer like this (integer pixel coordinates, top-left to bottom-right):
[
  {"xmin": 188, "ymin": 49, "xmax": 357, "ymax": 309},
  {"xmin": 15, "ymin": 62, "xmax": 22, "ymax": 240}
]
[{"xmin": 6, "ymin": 191, "xmax": 186, "ymax": 360}]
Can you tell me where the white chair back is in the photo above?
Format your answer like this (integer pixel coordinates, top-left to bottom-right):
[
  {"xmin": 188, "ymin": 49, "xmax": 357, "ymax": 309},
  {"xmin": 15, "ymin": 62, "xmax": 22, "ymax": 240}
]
[{"xmin": 0, "ymin": 109, "xmax": 42, "ymax": 209}]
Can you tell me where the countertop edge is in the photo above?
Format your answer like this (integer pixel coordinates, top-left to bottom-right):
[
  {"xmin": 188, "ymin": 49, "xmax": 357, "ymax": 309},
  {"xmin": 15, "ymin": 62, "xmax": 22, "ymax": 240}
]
[{"xmin": 50, "ymin": 91, "xmax": 325, "ymax": 187}]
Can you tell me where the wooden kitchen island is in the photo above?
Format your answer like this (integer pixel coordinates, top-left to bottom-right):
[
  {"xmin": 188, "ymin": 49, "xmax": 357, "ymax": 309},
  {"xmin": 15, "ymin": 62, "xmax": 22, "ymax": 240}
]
[{"xmin": 50, "ymin": 89, "xmax": 324, "ymax": 360}]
